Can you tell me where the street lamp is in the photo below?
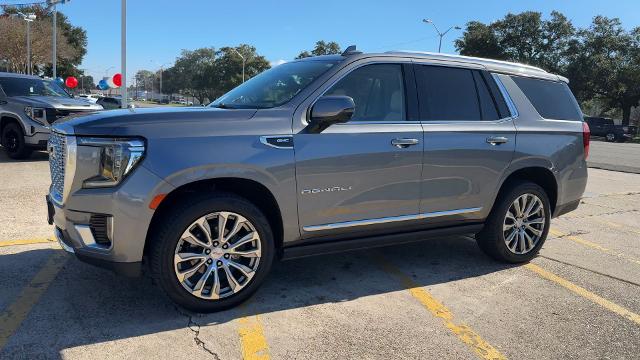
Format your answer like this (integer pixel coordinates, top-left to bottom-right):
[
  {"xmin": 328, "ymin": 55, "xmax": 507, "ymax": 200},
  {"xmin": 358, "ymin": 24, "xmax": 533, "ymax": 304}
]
[
  {"xmin": 231, "ymin": 48, "xmax": 246, "ymax": 83},
  {"xmin": 422, "ymin": 19, "xmax": 461, "ymax": 53},
  {"xmin": 11, "ymin": 12, "xmax": 36, "ymax": 75},
  {"xmin": 46, "ymin": 0, "xmax": 70, "ymax": 79}
]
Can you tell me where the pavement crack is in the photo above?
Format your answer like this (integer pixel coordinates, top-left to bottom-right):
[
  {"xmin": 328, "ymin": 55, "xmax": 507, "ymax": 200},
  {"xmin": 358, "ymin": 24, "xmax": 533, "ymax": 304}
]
[
  {"xmin": 552, "ymin": 230, "xmax": 589, "ymax": 238},
  {"xmin": 173, "ymin": 305, "xmax": 221, "ymax": 359},
  {"xmin": 563, "ymin": 209, "xmax": 640, "ymax": 219},
  {"xmin": 538, "ymin": 255, "xmax": 640, "ymax": 288}
]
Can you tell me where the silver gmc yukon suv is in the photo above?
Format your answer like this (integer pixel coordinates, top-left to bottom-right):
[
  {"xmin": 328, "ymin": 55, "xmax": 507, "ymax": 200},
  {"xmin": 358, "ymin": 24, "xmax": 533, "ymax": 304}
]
[
  {"xmin": 47, "ymin": 48, "xmax": 589, "ymax": 312},
  {"xmin": 0, "ymin": 72, "xmax": 103, "ymax": 159}
]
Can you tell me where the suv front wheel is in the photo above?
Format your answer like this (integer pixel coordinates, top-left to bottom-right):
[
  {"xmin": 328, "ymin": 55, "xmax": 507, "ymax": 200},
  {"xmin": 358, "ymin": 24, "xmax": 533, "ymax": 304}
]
[
  {"xmin": 1, "ymin": 122, "xmax": 33, "ymax": 159},
  {"xmin": 150, "ymin": 193, "xmax": 274, "ymax": 312},
  {"xmin": 476, "ymin": 180, "xmax": 550, "ymax": 263}
]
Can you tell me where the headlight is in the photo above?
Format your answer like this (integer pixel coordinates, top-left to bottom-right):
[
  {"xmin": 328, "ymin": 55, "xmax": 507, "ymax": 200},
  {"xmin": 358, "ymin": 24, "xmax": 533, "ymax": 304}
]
[
  {"xmin": 24, "ymin": 106, "xmax": 47, "ymax": 125},
  {"xmin": 78, "ymin": 137, "xmax": 145, "ymax": 188}
]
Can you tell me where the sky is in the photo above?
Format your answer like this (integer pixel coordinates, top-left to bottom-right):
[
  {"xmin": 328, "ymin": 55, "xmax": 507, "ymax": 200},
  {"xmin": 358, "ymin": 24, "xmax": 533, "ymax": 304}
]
[{"xmin": 4, "ymin": 0, "xmax": 638, "ymax": 85}]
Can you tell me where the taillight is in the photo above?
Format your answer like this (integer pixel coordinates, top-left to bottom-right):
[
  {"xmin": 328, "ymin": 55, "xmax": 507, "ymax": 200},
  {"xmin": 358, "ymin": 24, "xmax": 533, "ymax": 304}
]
[{"xmin": 582, "ymin": 122, "xmax": 590, "ymax": 159}]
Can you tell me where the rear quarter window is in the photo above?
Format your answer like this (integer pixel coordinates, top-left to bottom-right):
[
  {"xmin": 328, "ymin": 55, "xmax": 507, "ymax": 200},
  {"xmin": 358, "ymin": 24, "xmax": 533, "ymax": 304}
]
[{"xmin": 511, "ymin": 76, "xmax": 582, "ymax": 121}]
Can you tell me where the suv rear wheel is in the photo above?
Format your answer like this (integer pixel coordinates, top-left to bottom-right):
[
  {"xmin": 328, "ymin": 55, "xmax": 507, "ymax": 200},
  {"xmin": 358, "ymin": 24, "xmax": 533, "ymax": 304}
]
[
  {"xmin": 476, "ymin": 180, "xmax": 550, "ymax": 263},
  {"xmin": 1, "ymin": 122, "xmax": 32, "ymax": 159},
  {"xmin": 150, "ymin": 193, "xmax": 274, "ymax": 312}
]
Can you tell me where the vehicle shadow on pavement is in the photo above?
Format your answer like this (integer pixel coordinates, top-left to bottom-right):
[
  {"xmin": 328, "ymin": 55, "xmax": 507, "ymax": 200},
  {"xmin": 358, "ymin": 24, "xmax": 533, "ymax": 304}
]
[
  {"xmin": 0, "ymin": 150, "xmax": 49, "ymax": 163},
  {"xmin": 0, "ymin": 236, "xmax": 516, "ymax": 358}
]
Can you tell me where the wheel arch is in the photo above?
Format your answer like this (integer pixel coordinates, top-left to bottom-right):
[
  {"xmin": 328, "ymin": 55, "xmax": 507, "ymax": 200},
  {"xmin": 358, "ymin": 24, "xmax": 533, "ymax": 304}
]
[
  {"xmin": 144, "ymin": 176, "xmax": 285, "ymax": 259},
  {"xmin": 494, "ymin": 166, "xmax": 558, "ymax": 215},
  {"xmin": 0, "ymin": 113, "xmax": 25, "ymax": 134}
]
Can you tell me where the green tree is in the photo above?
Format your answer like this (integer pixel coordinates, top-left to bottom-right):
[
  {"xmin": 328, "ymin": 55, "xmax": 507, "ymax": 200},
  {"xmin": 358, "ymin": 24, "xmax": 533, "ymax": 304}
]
[
  {"xmin": 162, "ymin": 45, "xmax": 270, "ymax": 104},
  {"xmin": 1, "ymin": 5, "xmax": 87, "ymax": 77},
  {"xmin": 566, "ymin": 17, "xmax": 640, "ymax": 125},
  {"xmin": 455, "ymin": 11, "xmax": 575, "ymax": 73},
  {"xmin": 296, "ymin": 41, "xmax": 341, "ymax": 59}
]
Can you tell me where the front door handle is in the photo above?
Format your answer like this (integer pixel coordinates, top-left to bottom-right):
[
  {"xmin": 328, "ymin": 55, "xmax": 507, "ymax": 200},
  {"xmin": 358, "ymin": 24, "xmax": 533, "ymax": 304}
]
[
  {"xmin": 486, "ymin": 136, "xmax": 509, "ymax": 145},
  {"xmin": 391, "ymin": 138, "xmax": 420, "ymax": 148}
]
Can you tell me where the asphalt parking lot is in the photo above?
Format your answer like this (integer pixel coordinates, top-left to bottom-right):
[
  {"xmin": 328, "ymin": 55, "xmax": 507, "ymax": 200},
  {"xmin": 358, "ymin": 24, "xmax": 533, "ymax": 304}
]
[
  {"xmin": 589, "ymin": 140, "xmax": 640, "ymax": 174},
  {"xmin": 1, "ymin": 149, "xmax": 639, "ymax": 359}
]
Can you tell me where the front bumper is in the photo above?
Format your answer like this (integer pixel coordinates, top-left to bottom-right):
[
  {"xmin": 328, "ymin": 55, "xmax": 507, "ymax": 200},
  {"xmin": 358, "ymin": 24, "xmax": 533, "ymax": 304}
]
[
  {"xmin": 54, "ymin": 226, "xmax": 142, "ymax": 277},
  {"xmin": 48, "ymin": 164, "xmax": 174, "ymax": 275}
]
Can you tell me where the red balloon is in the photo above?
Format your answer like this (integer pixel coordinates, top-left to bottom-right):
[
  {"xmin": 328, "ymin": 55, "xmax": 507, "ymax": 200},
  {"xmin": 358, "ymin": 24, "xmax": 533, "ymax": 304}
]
[
  {"xmin": 65, "ymin": 76, "xmax": 78, "ymax": 89},
  {"xmin": 112, "ymin": 73, "xmax": 122, "ymax": 87}
]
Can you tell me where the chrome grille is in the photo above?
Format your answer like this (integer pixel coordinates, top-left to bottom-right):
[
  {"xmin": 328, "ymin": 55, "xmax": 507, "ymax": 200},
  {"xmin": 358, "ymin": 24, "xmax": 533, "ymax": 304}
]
[{"xmin": 48, "ymin": 132, "xmax": 66, "ymax": 203}]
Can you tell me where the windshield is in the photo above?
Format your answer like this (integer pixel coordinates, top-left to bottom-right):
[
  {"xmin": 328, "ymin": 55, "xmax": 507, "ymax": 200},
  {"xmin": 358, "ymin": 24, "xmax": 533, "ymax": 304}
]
[
  {"xmin": 0, "ymin": 77, "xmax": 71, "ymax": 98},
  {"xmin": 211, "ymin": 60, "xmax": 339, "ymax": 109}
]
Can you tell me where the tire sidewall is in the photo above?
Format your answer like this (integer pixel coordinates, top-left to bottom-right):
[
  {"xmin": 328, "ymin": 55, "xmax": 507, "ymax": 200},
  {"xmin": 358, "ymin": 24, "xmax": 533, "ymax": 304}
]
[
  {"xmin": 483, "ymin": 182, "xmax": 551, "ymax": 263},
  {"xmin": 153, "ymin": 194, "xmax": 274, "ymax": 312},
  {"xmin": 1, "ymin": 123, "xmax": 31, "ymax": 159}
]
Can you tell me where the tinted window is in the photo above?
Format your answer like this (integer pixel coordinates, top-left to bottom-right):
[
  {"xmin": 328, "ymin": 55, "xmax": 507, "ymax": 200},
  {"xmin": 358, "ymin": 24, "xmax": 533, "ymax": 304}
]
[
  {"xmin": 473, "ymin": 71, "xmax": 499, "ymax": 120},
  {"xmin": 415, "ymin": 65, "xmax": 481, "ymax": 120},
  {"xmin": 483, "ymin": 73, "xmax": 511, "ymax": 118},
  {"xmin": 511, "ymin": 76, "xmax": 582, "ymax": 120},
  {"xmin": 324, "ymin": 64, "xmax": 406, "ymax": 122}
]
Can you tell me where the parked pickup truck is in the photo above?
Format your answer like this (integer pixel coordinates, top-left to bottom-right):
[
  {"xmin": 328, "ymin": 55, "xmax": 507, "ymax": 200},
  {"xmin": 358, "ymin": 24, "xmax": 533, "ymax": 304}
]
[
  {"xmin": 584, "ymin": 116, "xmax": 636, "ymax": 142},
  {"xmin": 0, "ymin": 72, "xmax": 103, "ymax": 159},
  {"xmin": 47, "ymin": 48, "xmax": 588, "ymax": 312}
]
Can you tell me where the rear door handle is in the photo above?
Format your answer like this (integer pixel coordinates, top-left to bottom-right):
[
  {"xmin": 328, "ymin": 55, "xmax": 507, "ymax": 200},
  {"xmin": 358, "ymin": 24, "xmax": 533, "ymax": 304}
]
[
  {"xmin": 486, "ymin": 136, "xmax": 509, "ymax": 145},
  {"xmin": 391, "ymin": 138, "xmax": 420, "ymax": 148}
]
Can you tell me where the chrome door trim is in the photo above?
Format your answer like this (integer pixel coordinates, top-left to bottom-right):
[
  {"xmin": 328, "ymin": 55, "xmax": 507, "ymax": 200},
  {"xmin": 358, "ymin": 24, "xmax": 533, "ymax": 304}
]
[{"xmin": 302, "ymin": 207, "xmax": 482, "ymax": 232}]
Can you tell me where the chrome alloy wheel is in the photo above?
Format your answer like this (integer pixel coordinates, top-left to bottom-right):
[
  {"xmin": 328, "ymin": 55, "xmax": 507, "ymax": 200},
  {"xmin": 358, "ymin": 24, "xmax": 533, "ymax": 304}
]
[
  {"xmin": 174, "ymin": 211, "xmax": 261, "ymax": 300},
  {"xmin": 503, "ymin": 193, "xmax": 546, "ymax": 255}
]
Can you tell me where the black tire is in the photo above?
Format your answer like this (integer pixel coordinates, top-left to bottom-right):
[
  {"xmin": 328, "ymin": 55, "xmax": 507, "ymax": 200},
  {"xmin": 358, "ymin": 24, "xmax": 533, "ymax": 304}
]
[
  {"xmin": 1, "ymin": 122, "xmax": 33, "ymax": 160},
  {"xmin": 605, "ymin": 133, "xmax": 616, "ymax": 142},
  {"xmin": 149, "ymin": 192, "xmax": 275, "ymax": 312},
  {"xmin": 476, "ymin": 180, "xmax": 551, "ymax": 263}
]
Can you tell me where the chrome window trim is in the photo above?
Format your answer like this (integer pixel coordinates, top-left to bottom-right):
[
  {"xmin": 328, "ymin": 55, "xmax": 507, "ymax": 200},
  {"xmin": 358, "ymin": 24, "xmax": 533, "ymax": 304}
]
[
  {"xmin": 491, "ymin": 73, "xmax": 519, "ymax": 119},
  {"xmin": 303, "ymin": 207, "xmax": 482, "ymax": 232}
]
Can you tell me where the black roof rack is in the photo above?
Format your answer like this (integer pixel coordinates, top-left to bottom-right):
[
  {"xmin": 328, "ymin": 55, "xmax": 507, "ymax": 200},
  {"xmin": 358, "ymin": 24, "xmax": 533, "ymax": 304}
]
[{"xmin": 341, "ymin": 45, "xmax": 362, "ymax": 56}]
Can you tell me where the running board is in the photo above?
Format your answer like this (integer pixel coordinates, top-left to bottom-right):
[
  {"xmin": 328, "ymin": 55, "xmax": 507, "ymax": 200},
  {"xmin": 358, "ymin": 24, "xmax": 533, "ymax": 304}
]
[{"xmin": 281, "ymin": 224, "xmax": 484, "ymax": 260}]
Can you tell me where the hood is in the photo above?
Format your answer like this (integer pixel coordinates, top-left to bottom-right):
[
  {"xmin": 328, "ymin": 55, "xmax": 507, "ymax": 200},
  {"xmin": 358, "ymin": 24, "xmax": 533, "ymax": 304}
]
[
  {"xmin": 53, "ymin": 106, "xmax": 259, "ymax": 137},
  {"xmin": 11, "ymin": 95, "xmax": 102, "ymax": 111}
]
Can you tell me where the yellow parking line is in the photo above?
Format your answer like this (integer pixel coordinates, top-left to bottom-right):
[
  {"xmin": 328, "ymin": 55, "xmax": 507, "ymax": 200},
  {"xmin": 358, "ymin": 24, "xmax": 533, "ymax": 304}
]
[
  {"xmin": 237, "ymin": 314, "xmax": 270, "ymax": 360},
  {"xmin": 549, "ymin": 229, "xmax": 640, "ymax": 266},
  {"xmin": 375, "ymin": 255, "xmax": 506, "ymax": 360},
  {"xmin": 0, "ymin": 251, "xmax": 68, "ymax": 351},
  {"xmin": 524, "ymin": 263, "xmax": 640, "ymax": 326},
  {"xmin": 0, "ymin": 238, "xmax": 54, "ymax": 247}
]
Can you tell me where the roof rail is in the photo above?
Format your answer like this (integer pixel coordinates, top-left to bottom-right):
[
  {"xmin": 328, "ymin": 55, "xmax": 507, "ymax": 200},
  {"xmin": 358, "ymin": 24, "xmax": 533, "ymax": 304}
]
[{"xmin": 341, "ymin": 45, "xmax": 362, "ymax": 56}]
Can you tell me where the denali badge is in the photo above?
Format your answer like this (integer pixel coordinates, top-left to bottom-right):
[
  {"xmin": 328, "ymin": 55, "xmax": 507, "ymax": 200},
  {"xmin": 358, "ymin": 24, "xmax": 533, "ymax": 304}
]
[{"xmin": 301, "ymin": 186, "xmax": 352, "ymax": 195}]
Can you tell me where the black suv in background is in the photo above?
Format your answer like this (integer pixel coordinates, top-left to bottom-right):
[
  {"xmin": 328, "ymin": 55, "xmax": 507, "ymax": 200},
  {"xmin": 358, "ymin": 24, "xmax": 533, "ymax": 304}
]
[{"xmin": 584, "ymin": 116, "xmax": 637, "ymax": 142}]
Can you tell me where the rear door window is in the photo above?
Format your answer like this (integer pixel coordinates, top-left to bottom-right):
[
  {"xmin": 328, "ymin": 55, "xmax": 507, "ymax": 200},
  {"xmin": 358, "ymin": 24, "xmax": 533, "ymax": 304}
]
[
  {"xmin": 511, "ymin": 76, "xmax": 582, "ymax": 121},
  {"xmin": 415, "ymin": 65, "xmax": 481, "ymax": 121}
]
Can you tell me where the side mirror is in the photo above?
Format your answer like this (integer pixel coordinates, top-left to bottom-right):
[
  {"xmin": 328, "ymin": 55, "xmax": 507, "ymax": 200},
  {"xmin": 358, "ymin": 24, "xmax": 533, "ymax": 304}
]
[{"xmin": 308, "ymin": 95, "xmax": 355, "ymax": 133}]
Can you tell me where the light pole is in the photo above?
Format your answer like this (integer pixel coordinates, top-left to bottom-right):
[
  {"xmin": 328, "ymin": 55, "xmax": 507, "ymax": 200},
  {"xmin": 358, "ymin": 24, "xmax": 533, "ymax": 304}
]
[
  {"xmin": 46, "ymin": 0, "xmax": 69, "ymax": 78},
  {"xmin": 231, "ymin": 48, "xmax": 246, "ymax": 83},
  {"xmin": 12, "ymin": 12, "xmax": 36, "ymax": 75},
  {"xmin": 422, "ymin": 19, "xmax": 461, "ymax": 53},
  {"xmin": 121, "ymin": 0, "xmax": 127, "ymax": 108}
]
